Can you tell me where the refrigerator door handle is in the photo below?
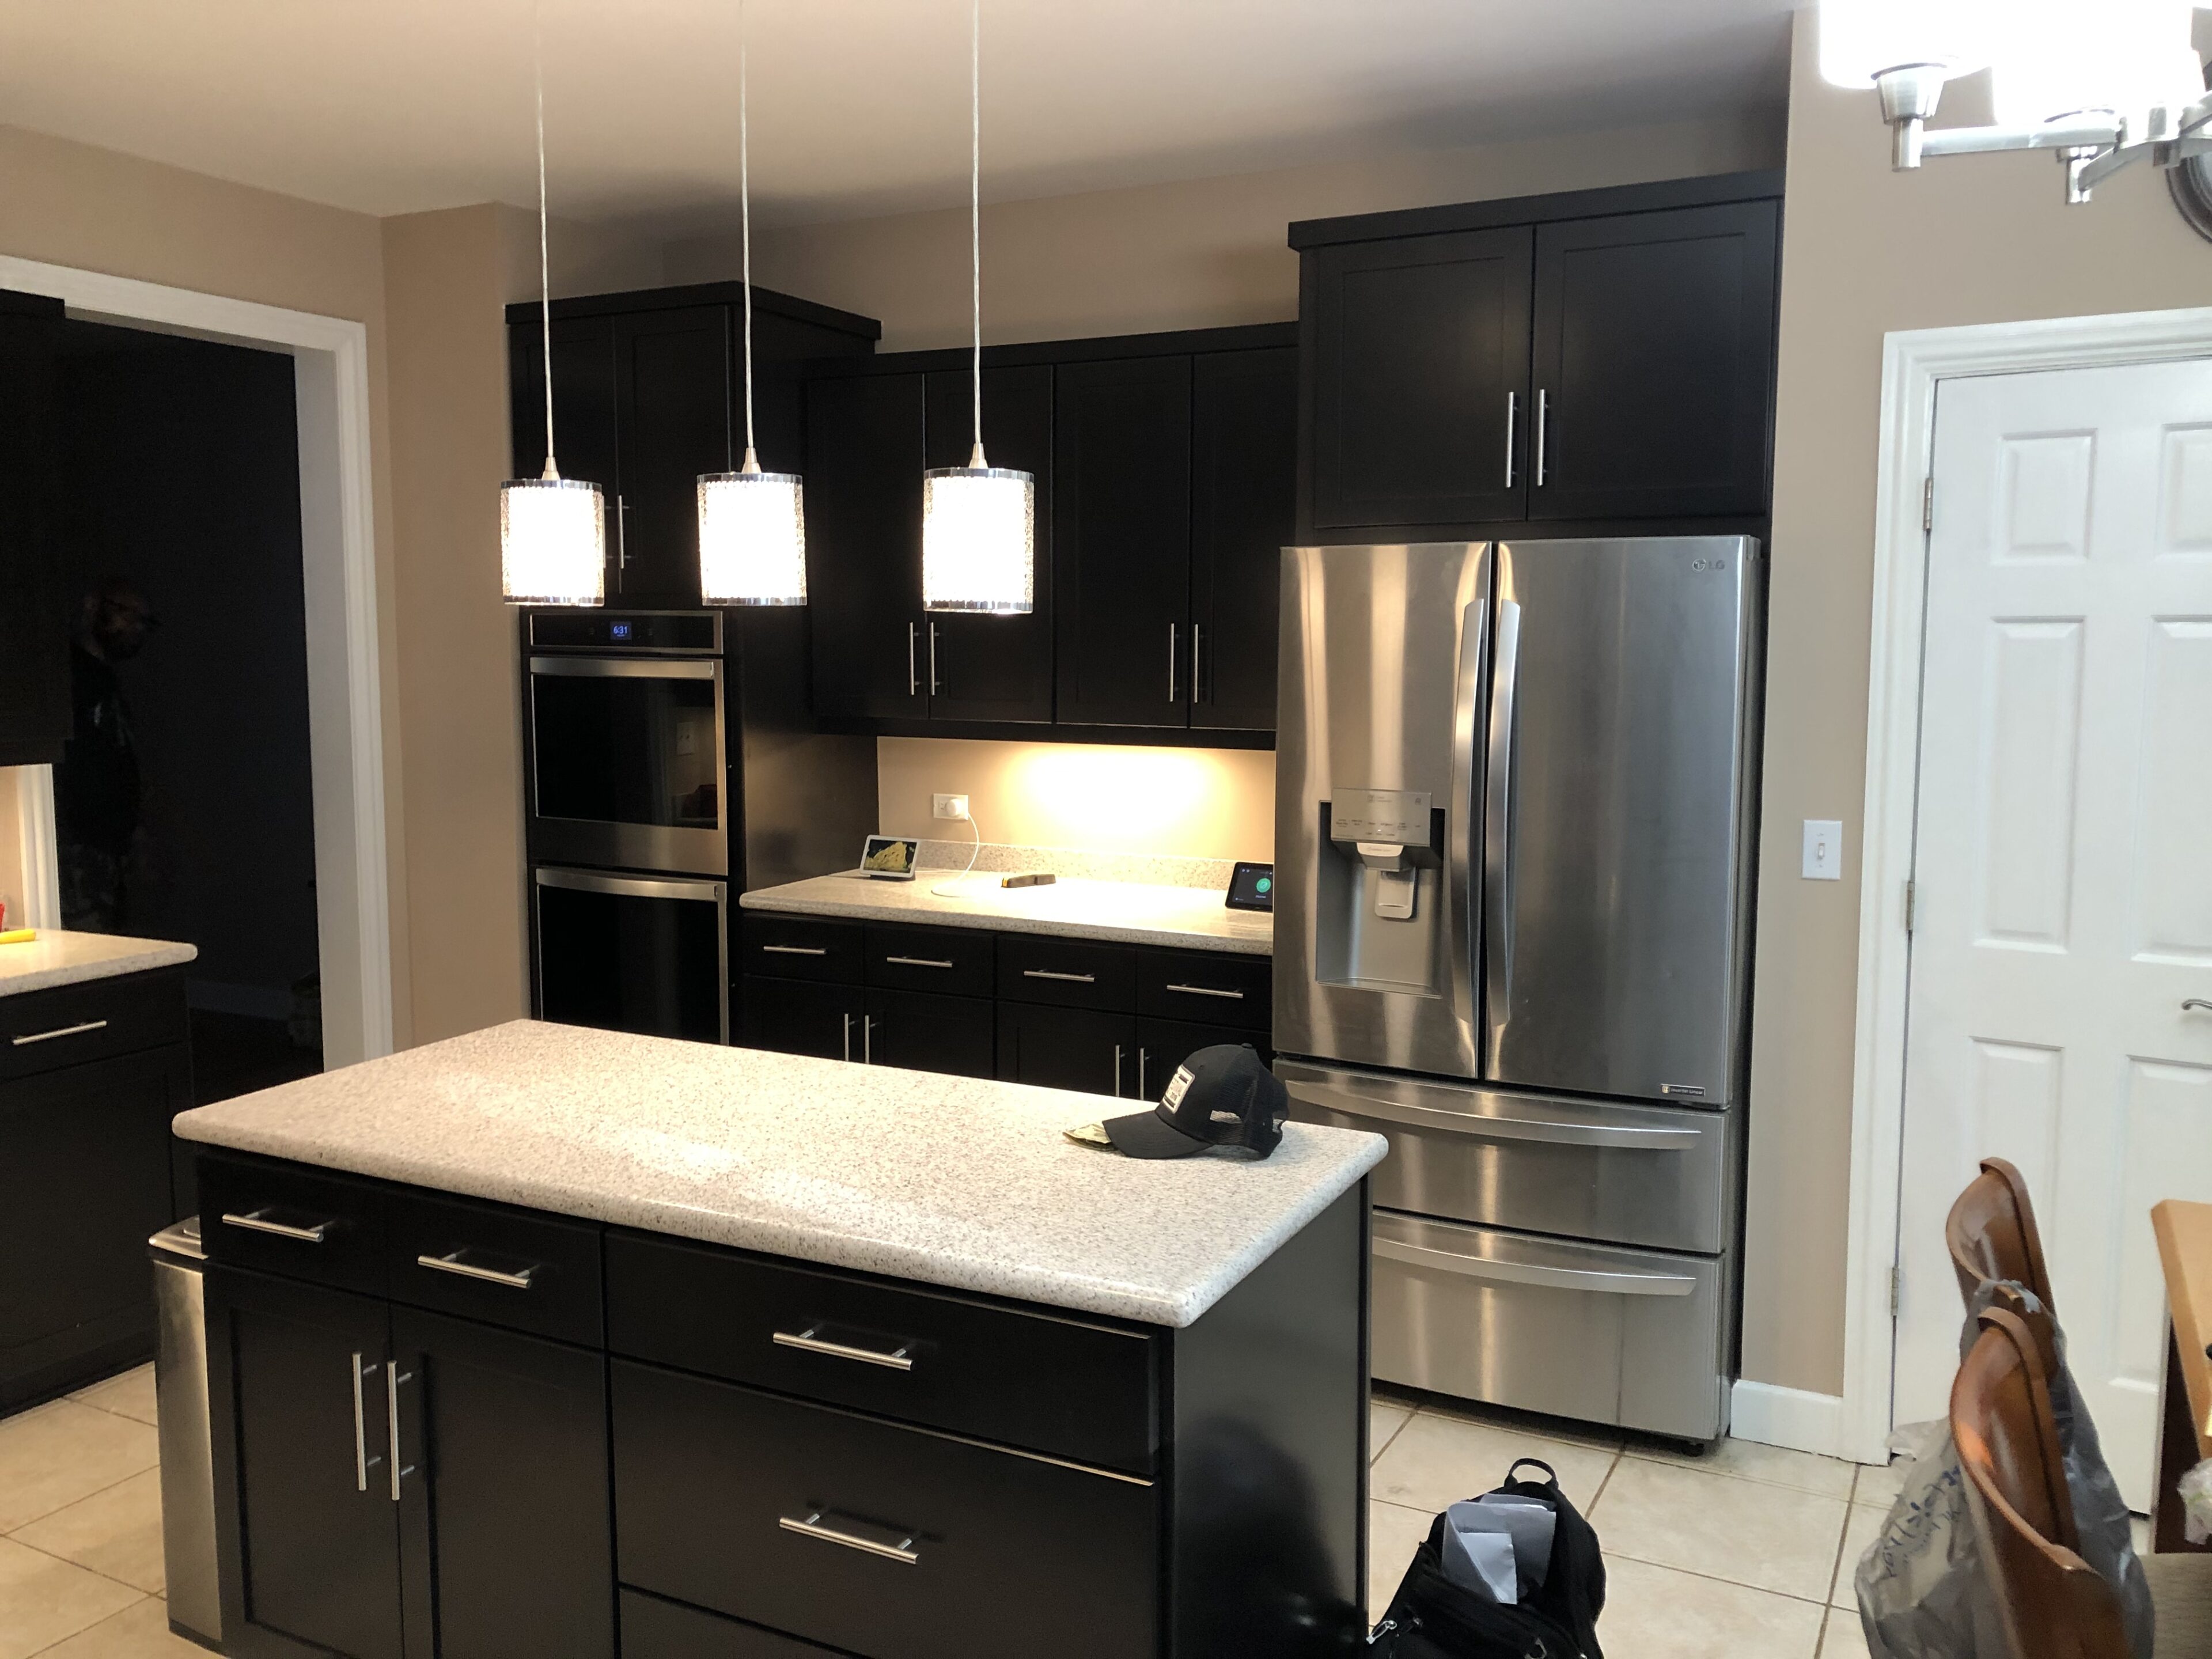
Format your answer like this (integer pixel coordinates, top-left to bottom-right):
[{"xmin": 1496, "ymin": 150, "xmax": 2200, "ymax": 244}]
[
  {"xmin": 1286, "ymin": 1082, "xmax": 1701, "ymax": 1151},
  {"xmin": 1448, "ymin": 584, "xmax": 1488, "ymax": 1045},
  {"xmin": 1374, "ymin": 1236, "xmax": 1695, "ymax": 1297},
  {"xmin": 1484, "ymin": 598, "xmax": 1522, "ymax": 1055}
]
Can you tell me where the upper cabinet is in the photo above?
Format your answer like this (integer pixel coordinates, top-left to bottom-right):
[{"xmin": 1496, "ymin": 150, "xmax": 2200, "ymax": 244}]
[
  {"xmin": 0, "ymin": 291, "xmax": 69, "ymax": 768},
  {"xmin": 805, "ymin": 372, "xmax": 925, "ymax": 721},
  {"xmin": 1292, "ymin": 172, "xmax": 1783, "ymax": 542},
  {"xmin": 1190, "ymin": 346, "xmax": 1297, "ymax": 733}
]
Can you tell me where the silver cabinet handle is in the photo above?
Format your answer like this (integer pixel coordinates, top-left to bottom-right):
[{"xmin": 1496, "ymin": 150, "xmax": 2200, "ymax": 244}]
[
  {"xmin": 415, "ymin": 1251, "xmax": 537, "ymax": 1290},
  {"xmin": 1164, "ymin": 983, "xmax": 1244, "ymax": 1001},
  {"xmin": 385, "ymin": 1361, "xmax": 412, "ymax": 1502},
  {"xmin": 863, "ymin": 1016, "xmax": 874, "ymax": 1066},
  {"xmin": 10, "ymin": 1018, "xmax": 108, "ymax": 1047},
  {"xmin": 779, "ymin": 1509, "xmax": 919, "ymax": 1566},
  {"xmin": 615, "ymin": 495, "xmax": 630, "ymax": 571},
  {"xmin": 841, "ymin": 1012, "xmax": 853, "ymax": 1064},
  {"xmin": 1286, "ymin": 1081, "xmax": 1700, "ymax": 1151},
  {"xmin": 884, "ymin": 956, "xmax": 956, "ymax": 969},
  {"xmin": 1167, "ymin": 622, "xmax": 1179, "ymax": 703},
  {"xmin": 2186, "ymin": 999, "xmax": 2212, "ymax": 1013},
  {"xmin": 1023, "ymin": 968, "xmax": 1096, "ymax": 984},
  {"xmin": 350, "ymin": 1352, "xmax": 369, "ymax": 1491},
  {"xmin": 1191, "ymin": 625, "xmax": 1204, "ymax": 707},
  {"xmin": 908, "ymin": 622, "xmax": 919, "ymax": 698},
  {"xmin": 1505, "ymin": 391, "xmax": 1518, "ymax": 488},
  {"xmin": 772, "ymin": 1325, "xmax": 915, "ymax": 1372},
  {"xmin": 1138, "ymin": 1048, "xmax": 1149, "ymax": 1099},
  {"xmin": 1534, "ymin": 389, "xmax": 1550, "ymax": 487},
  {"xmin": 1374, "ymin": 1236, "xmax": 1695, "ymax": 1297},
  {"xmin": 221, "ymin": 1209, "xmax": 332, "ymax": 1244},
  {"xmin": 761, "ymin": 944, "xmax": 828, "ymax": 957},
  {"xmin": 1484, "ymin": 597, "xmax": 1522, "ymax": 1056},
  {"xmin": 928, "ymin": 622, "xmax": 941, "ymax": 696},
  {"xmin": 1113, "ymin": 1044, "xmax": 1124, "ymax": 1097}
]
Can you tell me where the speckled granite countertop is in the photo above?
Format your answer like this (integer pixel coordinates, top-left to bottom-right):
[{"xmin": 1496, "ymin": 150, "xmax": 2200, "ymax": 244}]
[
  {"xmin": 0, "ymin": 930, "xmax": 197, "ymax": 996},
  {"xmin": 741, "ymin": 870, "xmax": 1275, "ymax": 956},
  {"xmin": 173, "ymin": 1021, "xmax": 1383, "ymax": 1327}
]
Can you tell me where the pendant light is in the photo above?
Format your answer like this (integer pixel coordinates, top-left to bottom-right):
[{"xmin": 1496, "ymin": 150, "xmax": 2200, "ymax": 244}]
[
  {"xmin": 698, "ymin": 0, "xmax": 807, "ymax": 606},
  {"xmin": 920, "ymin": 0, "xmax": 1034, "ymax": 616},
  {"xmin": 502, "ymin": 0, "xmax": 607, "ymax": 608}
]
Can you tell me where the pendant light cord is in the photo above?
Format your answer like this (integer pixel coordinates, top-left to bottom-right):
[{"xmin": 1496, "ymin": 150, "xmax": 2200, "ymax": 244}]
[
  {"xmin": 969, "ymin": 0, "xmax": 983, "ymax": 468},
  {"xmin": 738, "ymin": 0, "xmax": 758, "ymax": 471},
  {"xmin": 535, "ymin": 0, "xmax": 557, "ymax": 482}
]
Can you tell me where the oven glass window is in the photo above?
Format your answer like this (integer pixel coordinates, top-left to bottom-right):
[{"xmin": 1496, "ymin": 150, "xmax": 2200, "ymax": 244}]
[
  {"xmin": 532, "ymin": 674, "xmax": 721, "ymax": 830},
  {"xmin": 537, "ymin": 881, "xmax": 724, "ymax": 1044}
]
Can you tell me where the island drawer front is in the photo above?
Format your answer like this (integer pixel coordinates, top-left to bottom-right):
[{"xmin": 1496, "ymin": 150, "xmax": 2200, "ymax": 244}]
[
  {"xmin": 197, "ymin": 1151, "xmax": 389, "ymax": 1296},
  {"xmin": 1134, "ymin": 949, "xmax": 1271, "ymax": 1033},
  {"xmin": 386, "ymin": 1191, "xmax": 605, "ymax": 1346},
  {"xmin": 0, "ymin": 971, "xmax": 188, "ymax": 1084},
  {"xmin": 612, "ymin": 1361, "xmax": 1157, "ymax": 1659},
  {"xmin": 861, "ymin": 923, "xmax": 993, "ymax": 998},
  {"xmin": 995, "ymin": 935, "xmax": 1135, "ymax": 1011},
  {"xmin": 604, "ymin": 1233, "xmax": 1157, "ymax": 1476},
  {"xmin": 619, "ymin": 1589, "xmax": 843, "ymax": 1658},
  {"xmin": 740, "ymin": 914, "xmax": 863, "ymax": 984}
]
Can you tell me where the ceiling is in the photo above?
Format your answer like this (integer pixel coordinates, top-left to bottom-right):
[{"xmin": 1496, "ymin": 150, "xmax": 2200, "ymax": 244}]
[{"xmin": 0, "ymin": 1, "xmax": 1795, "ymax": 236}]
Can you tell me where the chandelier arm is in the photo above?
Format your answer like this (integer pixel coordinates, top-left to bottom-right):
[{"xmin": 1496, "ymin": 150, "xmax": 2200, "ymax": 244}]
[{"xmin": 1918, "ymin": 115, "xmax": 2125, "ymax": 158}]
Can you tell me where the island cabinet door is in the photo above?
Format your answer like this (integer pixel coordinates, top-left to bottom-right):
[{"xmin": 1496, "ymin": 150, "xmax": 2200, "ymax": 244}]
[
  {"xmin": 391, "ymin": 1308, "xmax": 615, "ymax": 1659},
  {"xmin": 206, "ymin": 1267, "xmax": 404, "ymax": 1659},
  {"xmin": 612, "ymin": 1360, "xmax": 1158, "ymax": 1659}
]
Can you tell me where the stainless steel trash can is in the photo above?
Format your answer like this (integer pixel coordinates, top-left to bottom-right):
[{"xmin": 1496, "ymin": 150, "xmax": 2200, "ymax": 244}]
[{"xmin": 150, "ymin": 1218, "xmax": 221, "ymax": 1648}]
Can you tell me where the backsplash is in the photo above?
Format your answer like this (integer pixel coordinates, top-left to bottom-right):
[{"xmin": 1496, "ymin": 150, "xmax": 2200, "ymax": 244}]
[{"xmin": 911, "ymin": 838, "xmax": 1236, "ymax": 890}]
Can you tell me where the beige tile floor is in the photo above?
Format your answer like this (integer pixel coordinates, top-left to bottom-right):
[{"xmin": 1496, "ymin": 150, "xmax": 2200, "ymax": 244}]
[{"xmin": 2, "ymin": 1365, "xmax": 1899, "ymax": 1657}]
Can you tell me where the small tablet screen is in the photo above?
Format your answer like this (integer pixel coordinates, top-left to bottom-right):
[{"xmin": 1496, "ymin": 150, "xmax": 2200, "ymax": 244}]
[
  {"xmin": 1225, "ymin": 861, "xmax": 1275, "ymax": 912},
  {"xmin": 860, "ymin": 836, "xmax": 920, "ymax": 880}
]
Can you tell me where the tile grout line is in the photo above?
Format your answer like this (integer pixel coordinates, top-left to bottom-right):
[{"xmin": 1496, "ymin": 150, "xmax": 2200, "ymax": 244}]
[
  {"xmin": 6, "ymin": 1520, "xmax": 164, "ymax": 1603},
  {"xmin": 22, "ymin": 1591, "xmax": 156, "ymax": 1659},
  {"xmin": 2, "ymin": 1458, "xmax": 164, "ymax": 1548},
  {"xmin": 1601, "ymin": 1543, "xmax": 1848, "ymax": 1610}
]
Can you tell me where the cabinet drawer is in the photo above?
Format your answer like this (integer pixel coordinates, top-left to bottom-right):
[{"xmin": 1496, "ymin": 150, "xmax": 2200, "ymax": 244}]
[
  {"xmin": 387, "ymin": 1190, "xmax": 604, "ymax": 1346},
  {"xmin": 995, "ymin": 935, "xmax": 1133, "ymax": 1010},
  {"xmin": 0, "ymin": 969, "xmax": 188, "ymax": 1084},
  {"xmin": 612, "ymin": 1361, "xmax": 1157, "ymax": 1659},
  {"xmin": 604, "ymin": 1232, "xmax": 1156, "ymax": 1476},
  {"xmin": 620, "ymin": 1589, "xmax": 842, "ymax": 1658},
  {"xmin": 1135, "ymin": 948, "xmax": 1270, "ymax": 1032},
  {"xmin": 738, "ymin": 914, "xmax": 862, "ymax": 984},
  {"xmin": 198, "ymin": 1151, "xmax": 388, "ymax": 1297},
  {"xmin": 862, "ymin": 922, "xmax": 993, "ymax": 998}
]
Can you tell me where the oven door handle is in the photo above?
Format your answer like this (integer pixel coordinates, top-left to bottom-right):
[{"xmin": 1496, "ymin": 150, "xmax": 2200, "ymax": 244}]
[
  {"xmin": 1286, "ymin": 1081, "xmax": 1700, "ymax": 1151},
  {"xmin": 1373, "ymin": 1236, "xmax": 1696, "ymax": 1297},
  {"xmin": 533, "ymin": 868, "xmax": 728, "ymax": 903},
  {"xmin": 528, "ymin": 655, "xmax": 719, "ymax": 681}
]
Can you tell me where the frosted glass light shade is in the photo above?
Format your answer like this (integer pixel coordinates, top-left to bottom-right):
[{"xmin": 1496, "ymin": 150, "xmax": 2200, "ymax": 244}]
[
  {"xmin": 1988, "ymin": 0, "xmax": 2200, "ymax": 123},
  {"xmin": 698, "ymin": 469, "xmax": 806, "ymax": 607},
  {"xmin": 501, "ymin": 476, "xmax": 605, "ymax": 607},
  {"xmin": 1818, "ymin": 0, "xmax": 1997, "ymax": 86},
  {"xmin": 922, "ymin": 466, "xmax": 1035, "ymax": 615}
]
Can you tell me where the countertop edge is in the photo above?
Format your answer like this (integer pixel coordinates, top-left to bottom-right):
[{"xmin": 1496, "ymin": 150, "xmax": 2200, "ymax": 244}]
[
  {"xmin": 0, "ymin": 941, "xmax": 199, "ymax": 997},
  {"xmin": 174, "ymin": 1117, "xmax": 1384, "ymax": 1328},
  {"xmin": 738, "ymin": 887, "xmax": 1274, "ymax": 958}
]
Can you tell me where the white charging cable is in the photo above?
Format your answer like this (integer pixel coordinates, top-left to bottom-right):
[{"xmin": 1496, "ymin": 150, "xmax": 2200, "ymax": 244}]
[{"xmin": 930, "ymin": 807, "xmax": 983, "ymax": 897}]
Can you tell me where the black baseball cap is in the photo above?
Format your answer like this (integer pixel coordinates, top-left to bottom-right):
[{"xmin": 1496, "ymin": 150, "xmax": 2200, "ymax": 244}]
[{"xmin": 1102, "ymin": 1045, "xmax": 1290, "ymax": 1160}]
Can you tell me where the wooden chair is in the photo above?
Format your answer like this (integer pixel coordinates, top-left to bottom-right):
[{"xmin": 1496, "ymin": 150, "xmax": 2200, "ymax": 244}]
[{"xmin": 1948, "ymin": 1158, "xmax": 2062, "ymax": 1377}]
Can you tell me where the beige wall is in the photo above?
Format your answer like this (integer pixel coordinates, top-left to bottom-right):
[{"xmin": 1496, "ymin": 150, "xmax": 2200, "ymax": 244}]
[
  {"xmin": 0, "ymin": 768, "xmax": 21, "ymax": 926},
  {"xmin": 672, "ymin": 112, "xmax": 1785, "ymax": 350},
  {"xmin": 877, "ymin": 738, "xmax": 1274, "ymax": 863},
  {"xmin": 1741, "ymin": 10, "xmax": 2212, "ymax": 1396}
]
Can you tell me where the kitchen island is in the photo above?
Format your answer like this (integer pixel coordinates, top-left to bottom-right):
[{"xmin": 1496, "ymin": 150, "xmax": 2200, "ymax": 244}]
[{"xmin": 174, "ymin": 1021, "xmax": 1385, "ymax": 1659}]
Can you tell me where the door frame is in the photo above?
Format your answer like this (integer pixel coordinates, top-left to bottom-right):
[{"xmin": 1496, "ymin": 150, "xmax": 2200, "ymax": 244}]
[
  {"xmin": 1840, "ymin": 304, "xmax": 2212, "ymax": 1464},
  {"xmin": 0, "ymin": 253, "xmax": 395, "ymax": 1067}
]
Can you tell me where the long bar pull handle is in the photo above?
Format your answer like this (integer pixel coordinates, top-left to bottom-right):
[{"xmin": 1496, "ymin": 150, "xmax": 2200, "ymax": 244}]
[
  {"xmin": 842, "ymin": 1013, "xmax": 853, "ymax": 1064},
  {"xmin": 1504, "ymin": 391, "xmax": 1518, "ymax": 488},
  {"xmin": 761, "ymin": 944, "xmax": 829, "ymax": 957},
  {"xmin": 1283, "ymin": 1081, "xmax": 1702, "ymax": 1150},
  {"xmin": 2186, "ymin": 999, "xmax": 2212, "ymax": 1014},
  {"xmin": 1534, "ymin": 391, "xmax": 1550, "ymax": 487},
  {"xmin": 10, "ymin": 1018, "xmax": 108, "ymax": 1047},
  {"xmin": 1164, "ymin": 983, "xmax": 1244, "ymax": 1001},
  {"xmin": 883, "ymin": 956, "xmax": 956, "ymax": 969},
  {"xmin": 928, "ymin": 623, "xmax": 941, "ymax": 696},
  {"xmin": 1166, "ymin": 623, "xmax": 1179, "ymax": 703},
  {"xmin": 615, "ymin": 496, "xmax": 630, "ymax": 571},
  {"xmin": 222, "ymin": 1210, "xmax": 332, "ymax": 1244},
  {"xmin": 385, "ymin": 1361, "xmax": 412, "ymax": 1502},
  {"xmin": 1373, "ymin": 1236, "xmax": 1696, "ymax": 1298},
  {"xmin": 908, "ymin": 623, "xmax": 919, "ymax": 698},
  {"xmin": 778, "ymin": 1510, "xmax": 921, "ymax": 1566},
  {"xmin": 416, "ymin": 1251, "xmax": 538, "ymax": 1290},
  {"xmin": 1113, "ymin": 1044, "xmax": 1124, "ymax": 1097},
  {"xmin": 1484, "ymin": 599, "xmax": 1524, "ymax": 1061},
  {"xmin": 863, "ymin": 1016, "xmax": 874, "ymax": 1066},
  {"xmin": 1138, "ymin": 1048, "xmax": 1149, "ymax": 1100},
  {"xmin": 772, "ymin": 1326, "xmax": 916, "ymax": 1372},
  {"xmin": 1191, "ymin": 625, "xmax": 1204, "ymax": 707},
  {"xmin": 350, "ymin": 1353, "xmax": 369, "ymax": 1491},
  {"xmin": 1023, "ymin": 969, "xmax": 1096, "ymax": 984}
]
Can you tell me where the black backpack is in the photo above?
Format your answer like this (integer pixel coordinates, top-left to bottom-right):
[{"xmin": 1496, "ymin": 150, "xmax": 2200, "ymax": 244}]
[{"xmin": 1369, "ymin": 1459, "xmax": 1605, "ymax": 1659}]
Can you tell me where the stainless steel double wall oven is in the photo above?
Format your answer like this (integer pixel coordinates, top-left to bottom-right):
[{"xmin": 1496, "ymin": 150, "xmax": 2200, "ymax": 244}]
[{"xmin": 1275, "ymin": 538, "xmax": 1762, "ymax": 1441}]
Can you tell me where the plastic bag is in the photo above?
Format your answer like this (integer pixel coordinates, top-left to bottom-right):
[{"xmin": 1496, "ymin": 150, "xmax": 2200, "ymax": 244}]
[
  {"xmin": 2181, "ymin": 1458, "xmax": 2212, "ymax": 1546},
  {"xmin": 1852, "ymin": 1282, "xmax": 2152, "ymax": 1659}
]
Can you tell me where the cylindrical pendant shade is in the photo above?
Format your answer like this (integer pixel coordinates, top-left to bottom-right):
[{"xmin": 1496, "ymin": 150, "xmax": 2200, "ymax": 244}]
[
  {"xmin": 699, "ymin": 469, "xmax": 807, "ymax": 607},
  {"xmin": 1816, "ymin": 0, "xmax": 1996, "ymax": 87},
  {"xmin": 501, "ymin": 476, "xmax": 605, "ymax": 607},
  {"xmin": 921, "ymin": 465, "xmax": 1035, "ymax": 615},
  {"xmin": 1988, "ymin": 0, "xmax": 2198, "ymax": 124}
]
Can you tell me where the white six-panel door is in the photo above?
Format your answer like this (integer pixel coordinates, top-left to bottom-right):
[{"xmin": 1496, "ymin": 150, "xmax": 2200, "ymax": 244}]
[{"xmin": 1892, "ymin": 359, "xmax": 2212, "ymax": 1509}]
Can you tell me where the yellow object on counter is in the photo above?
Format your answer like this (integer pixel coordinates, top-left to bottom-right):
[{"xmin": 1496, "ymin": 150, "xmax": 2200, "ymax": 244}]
[{"xmin": 0, "ymin": 929, "xmax": 36, "ymax": 944}]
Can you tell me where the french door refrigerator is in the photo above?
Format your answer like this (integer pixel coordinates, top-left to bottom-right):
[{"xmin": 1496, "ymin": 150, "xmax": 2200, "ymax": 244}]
[{"xmin": 1275, "ymin": 538, "xmax": 1762, "ymax": 1441}]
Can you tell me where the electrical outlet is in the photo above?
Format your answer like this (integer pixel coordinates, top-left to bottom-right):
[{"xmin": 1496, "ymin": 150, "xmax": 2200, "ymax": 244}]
[{"xmin": 933, "ymin": 794, "xmax": 970, "ymax": 821}]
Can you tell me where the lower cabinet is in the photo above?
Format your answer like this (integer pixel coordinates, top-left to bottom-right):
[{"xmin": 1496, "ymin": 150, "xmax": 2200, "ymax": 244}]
[
  {"xmin": 740, "ymin": 978, "xmax": 994, "ymax": 1078},
  {"xmin": 1134, "ymin": 1017, "xmax": 1271, "ymax": 1100},
  {"xmin": 996, "ymin": 1002, "xmax": 1133, "ymax": 1097},
  {"xmin": 208, "ymin": 1267, "xmax": 615, "ymax": 1659},
  {"xmin": 740, "ymin": 976, "xmax": 855, "ymax": 1062}
]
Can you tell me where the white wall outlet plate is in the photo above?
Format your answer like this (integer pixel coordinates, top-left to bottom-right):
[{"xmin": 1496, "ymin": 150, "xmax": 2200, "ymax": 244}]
[
  {"xmin": 1802, "ymin": 819, "xmax": 1844, "ymax": 881},
  {"xmin": 933, "ymin": 794, "xmax": 970, "ymax": 821}
]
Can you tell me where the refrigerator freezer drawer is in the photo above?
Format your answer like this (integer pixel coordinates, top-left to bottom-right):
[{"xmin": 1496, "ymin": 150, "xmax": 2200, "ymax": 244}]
[
  {"xmin": 1279, "ymin": 1059, "xmax": 1731, "ymax": 1253},
  {"xmin": 1370, "ymin": 1212, "xmax": 1728, "ymax": 1442}
]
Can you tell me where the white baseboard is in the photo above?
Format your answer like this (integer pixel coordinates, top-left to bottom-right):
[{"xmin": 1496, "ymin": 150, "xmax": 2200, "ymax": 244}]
[{"xmin": 1729, "ymin": 1380, "xmax": 1856, "ymax": 1461}]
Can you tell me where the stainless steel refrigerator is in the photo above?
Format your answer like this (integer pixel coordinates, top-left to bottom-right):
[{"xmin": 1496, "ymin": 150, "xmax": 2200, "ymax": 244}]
[{"xmin": 1274, "ymin": 537, "xmax": 1762, "ymax": 1442}]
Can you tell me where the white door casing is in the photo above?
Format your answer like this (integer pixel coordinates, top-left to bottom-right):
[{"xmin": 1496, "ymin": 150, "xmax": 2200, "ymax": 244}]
[{"xmin": 1891, "ymin": 359, "xmax": 2212, "ymax": 1507}]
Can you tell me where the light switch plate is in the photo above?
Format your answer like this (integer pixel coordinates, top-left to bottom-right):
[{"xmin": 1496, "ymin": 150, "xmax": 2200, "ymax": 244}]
[
  {"xmin": 933, "ymin": 794, "xmax": 970, "ymax": 821},
  {"xmin": 1802, "ymin": 819, "xmax": 1844, "ymax": 881}
]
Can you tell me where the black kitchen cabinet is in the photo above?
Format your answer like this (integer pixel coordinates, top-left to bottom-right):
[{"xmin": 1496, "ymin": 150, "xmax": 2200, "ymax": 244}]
[
  {"xmin": 865, "ymin": 986, "xmax": 995, "ymax": 1079},
  {"xmin": 1190, "ymin": 347, "xmax": 1297, "ymax": 732},
  {"xmin": 805, "ymin": 372, "xmax": 926, "ymax": 719},
  {"xmin": 0, "ymin": 291, "xmax": 68, "ymax": 767},
  {"xmin": 1303, "ymin": 228, "xmax": 1532, "ymax": 532},
  {"xmin": 922, "ymin": 364, "xmax": 1056, "ymax": 724},
  {"xmin": 1054, "ymin": 355, "xmax": 1195, "ymax": 728},
  {"xmin": 1135, "ymin": 1018, "xmax": 1272, "ymax": 1102},
  {"xmin": 208, "ymin": 1269, "xmax": 404, "ymax": 1659},
  {"xmin": 997, "ymin": 1001, "xmax": 1137, "ymax": 1098},
  {"xmin": 1528, "ymin": 201, "xmax": 1778, "ymax": 521},
  {"xmin": 739, "ymin": 975, "xmax": 857, "ymax": 1062},
  {"xmin": 393, "ymin": 1308, "xmax": 615, "ymax": 1659},
  {"xmin": 611, "ymin": 306, "xmax": 733, "ymax": 600}
]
